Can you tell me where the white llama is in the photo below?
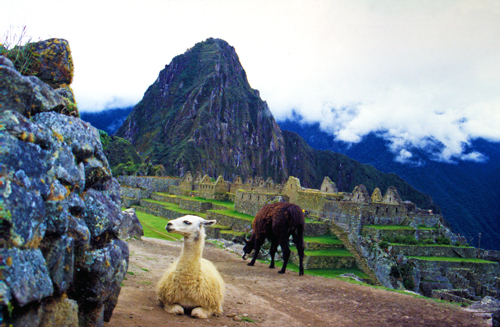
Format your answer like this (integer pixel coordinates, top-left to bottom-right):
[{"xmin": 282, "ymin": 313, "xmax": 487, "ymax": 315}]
[{"xmin": 156, "ymin": 215, "xmax": 225, "ymax": 319}]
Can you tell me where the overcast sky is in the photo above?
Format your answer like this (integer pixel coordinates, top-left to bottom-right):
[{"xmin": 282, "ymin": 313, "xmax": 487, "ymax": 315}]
[{"xmin": 2, "ymin": 0, "xmax": 500, "ymax": 163}]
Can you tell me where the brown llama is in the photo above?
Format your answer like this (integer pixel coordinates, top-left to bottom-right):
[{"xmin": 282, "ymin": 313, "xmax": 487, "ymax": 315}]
[{"xmin": 242, "ymin": 202, "xmax": 305, "ymax": 276}]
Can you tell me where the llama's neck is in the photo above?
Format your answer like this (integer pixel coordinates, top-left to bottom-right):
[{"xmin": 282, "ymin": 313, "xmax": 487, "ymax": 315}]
[{"xmin": 177, "ymin": 229, "xmax": 205, "ymax": 268}]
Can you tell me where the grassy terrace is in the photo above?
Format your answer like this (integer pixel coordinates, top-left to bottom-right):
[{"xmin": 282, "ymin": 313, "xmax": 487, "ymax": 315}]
[
  {"xmin": 391, "ymin": 243, "xmax": 474, "ymax": 248},
  {"xmin": 364, "ymin": 224, "xmax": 437, "ymax": 230},
  {"xmin": 304, "ymin": 235, "xmax": 343, "ymax": 244},
  {"xmin": 408, "ymin": 256, "xmax": 495, "ymax": 263},
  {"xmin": 291, "ymin": 247, "xmax": 353, "ymax": 257},
  {"xmin": 141, "ymin": 199, "xmax": 207, "ymax": 218},
  {"xmin": 209, "ymin": 209, "xmax": 254, "ymax": 221},
  {"xmin": 153, "ymin": 192, "xmax": 235, "ymax": 210},
  {"xmin": 132, "ymin": 210, "xmax": 182, "ymax": 241},
  {"xmin": 269, "ymin": 261, "xmax": 368, "ymax": 280}
]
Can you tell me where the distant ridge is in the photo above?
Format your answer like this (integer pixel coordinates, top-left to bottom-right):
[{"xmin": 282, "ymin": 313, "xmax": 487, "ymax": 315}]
[
  {"xmin": 80, "ymin": 107, "xmax": 134, "ymax": 135},
  {"xmin": 279, "ymin": 118, "xmax": 500, "ymax": 251}
]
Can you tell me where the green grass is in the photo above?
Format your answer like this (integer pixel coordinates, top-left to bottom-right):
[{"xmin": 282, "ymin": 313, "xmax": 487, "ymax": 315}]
[
  {"xmin": 209, "ymin": 209, "xmax": 254, "ymax": 221},
  {"xmin": 143, "ymin": 198, "xmax": 168, "ymax": 205},
  {"xmin": 153, "ymin": 193, "xmax": 235, "ymax": 210},
  {"xmin": 303, "ymin": 234, "xmax": 342, "ymax": 244},
  {"xmin": 142, "ymin": 199, "xmax": 207, "ymax": 218},
  {"xmin": 135, "ymin": 210, "xmax": 182, "ymax": 241},
  {"xmin": 240, "ymin": 316, "xmax": 254, "ymax": 323},
  {"xmin": 364, "ymin": 225, "xmax": 415, "ymax": 230},
  {"xmin": 220, "ymin": 230, "xmax": 246, "ymax": 237},
  {"xmin": 291, "ymin": 247, "xmax": 353, "ymax": 257},
  {"xmin": 409, "ymin": 256, "xmax": 495, "ymax": 263},
  {"xmin": 392, "ymin": 243, "xmax": 474, "ymax": 248},
  {"xmin": 416, "ymin": 226, "xmax": 438, "ymax": 231},
  {"xmin": 271, "ymin": 261, "xmax": 368, "ymax": 280},
  {"xmin": 364, "ymin": 224, "xmax": 438, "ymax": 231}
]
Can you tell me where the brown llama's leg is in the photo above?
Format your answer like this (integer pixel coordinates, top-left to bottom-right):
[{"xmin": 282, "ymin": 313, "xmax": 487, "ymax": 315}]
[
  {"xmin": 293, "ymin": 233, "xmax": 305, "ymax": 276},
  {"xmin": 269, "ymin": 241, "xmax": 278, "ymax": 269},
  {"xmin": 278, "ymin": 237, "xmax": 291, "ymax": 274}
]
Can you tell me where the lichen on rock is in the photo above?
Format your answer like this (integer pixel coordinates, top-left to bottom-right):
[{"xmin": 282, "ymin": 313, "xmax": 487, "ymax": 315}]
[{"xmin": 1, "ymin": 38, "xmax": 129, "ymax": 326}]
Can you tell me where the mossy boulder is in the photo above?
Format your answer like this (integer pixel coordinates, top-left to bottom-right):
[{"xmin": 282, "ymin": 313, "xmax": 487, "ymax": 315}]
[{"xmin": 1, "ymin": 43, "xmax": 128, "ymax": 325}]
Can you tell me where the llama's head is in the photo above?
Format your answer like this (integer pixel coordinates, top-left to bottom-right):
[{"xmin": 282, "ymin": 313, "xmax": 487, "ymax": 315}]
[
  {"xmin": 242, "ymin": 237, "xmax": 254, "ymax": 260},
  {"xmin": 166, "ymin": 215, "xmax": 216, "ymax": 239}
]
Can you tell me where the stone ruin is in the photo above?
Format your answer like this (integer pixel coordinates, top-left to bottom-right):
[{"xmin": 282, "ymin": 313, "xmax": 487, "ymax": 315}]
[{"xmin": 170, "ymin": 171, "xmax": 444, "ymax": 230}]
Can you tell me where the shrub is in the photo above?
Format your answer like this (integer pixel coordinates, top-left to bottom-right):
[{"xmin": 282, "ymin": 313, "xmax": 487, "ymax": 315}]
[
  {"xmin": 403, "ymin": 235, "xmax": 418, "ymax": 245},
  {"xmin": 1, "ymin": 26, "xmax": 40, "ymax": 76},
  {"xmin": 379, "ymin": 241, "xmax": 389, "ymax": 250},
  {"xmin": 436, "ymin": 236, "xmax": 451, "ymax": 245}
]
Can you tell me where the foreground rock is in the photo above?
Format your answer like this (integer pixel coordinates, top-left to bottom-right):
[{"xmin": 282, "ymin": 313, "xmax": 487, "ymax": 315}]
[{"xmin": 1, "ymin": 40, "xmax": 128, "ymax": 326}]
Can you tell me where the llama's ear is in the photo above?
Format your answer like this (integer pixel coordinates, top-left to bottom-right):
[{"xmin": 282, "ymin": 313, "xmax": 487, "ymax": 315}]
[{"xmin": 203, "ymin": 220, "xmax": 216, "ymax": 226}]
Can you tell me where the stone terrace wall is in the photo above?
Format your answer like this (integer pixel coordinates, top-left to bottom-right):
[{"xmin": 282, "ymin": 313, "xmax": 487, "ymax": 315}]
[
  {"xmin": 407, "ymin": 212, "xmax": 442, "ymax": 227},
  {"xmin": 117, "ymin": 176, "xmax": 180, "ymax": 192},
  {"xmin": 392, "ymin": 245, "xmax": 477, "ymax": 258},
  {"xmin": 234, "ymin": 190, "xmax": 279, "ymax": 216}
]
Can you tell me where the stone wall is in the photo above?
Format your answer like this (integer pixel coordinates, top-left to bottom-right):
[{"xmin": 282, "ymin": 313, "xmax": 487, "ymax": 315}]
[
  {"xmin": 178, "ymin": 198, "xmax": 213, "ymax": 213},
  {"xmin": 295, "ymin": 190, "xmax": 342, "ymax": 217},
  {"xmin": 206, "ymin": 211, "xmax": 252, "ymax": 232},
  {"xmin": 121, "ymin": 186, "xmax": 151, "ymax": 199},
  {"xmin": 198, "ymin": 175, "xmax": 228, "ymax": 201},
  {"xmin": 391, "ymin": 245, "xmax": 477, "ymax": 258},
  {"xmin": 361, "ymin": 226, "xmax": 419, "ymax": 240},
  {"xmin": 233, "ymin": 190, "xmax": 279, "ymax": 216},
  {"xmin": 304, "ymin": 221, "xmax": 331, "ymax": 237},
  {"xmin": 360, "ymin": 203, "xmax": 407, "ymax": 225},
  {"xmin": 329, "ymin": 203, "xmax": 363, "ymax": 234},
  {"xmin": 1, "ymin": 42, "xmax": 127, "ymax": 326},
  {"xmin": 117, "ymin": 176, "xmax": 180, "ymax": 192},
  {"xmin": 407, "ymin": 212, "xmax": 442, "ymax": 227},
  {"xmin": 479, "ymin": 249, "xmax": 500, "ymax": 264}
]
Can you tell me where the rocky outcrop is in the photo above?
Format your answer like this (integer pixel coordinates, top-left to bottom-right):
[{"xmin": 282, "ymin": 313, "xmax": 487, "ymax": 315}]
[
  {"xmin": 118, "ymin": 208, "xmax": 144, "ymax": 240},
  {"xmin": 1, "ymin": 40, "xmax": 127, "ymax": 326}
]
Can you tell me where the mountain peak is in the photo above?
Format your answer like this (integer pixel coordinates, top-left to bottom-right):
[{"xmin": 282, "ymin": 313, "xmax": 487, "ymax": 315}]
[{"xmin": 116, "ymin": 39, "xmax": 287, "ymax": 181}]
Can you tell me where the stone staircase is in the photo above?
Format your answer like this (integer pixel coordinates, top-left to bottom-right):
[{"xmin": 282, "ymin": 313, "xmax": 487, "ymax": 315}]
[{"xmin": 329, "ymin": 222, "xmax": 383, "ymax": 286}]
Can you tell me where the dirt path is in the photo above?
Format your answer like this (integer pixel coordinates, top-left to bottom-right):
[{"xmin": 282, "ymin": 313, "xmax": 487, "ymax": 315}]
[{"xmin": 105, "ymin": 237, "xmax": 487, "ymax": 327}]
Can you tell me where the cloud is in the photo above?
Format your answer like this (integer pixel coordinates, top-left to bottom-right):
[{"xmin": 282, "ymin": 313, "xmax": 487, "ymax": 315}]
[
  {"xmin": 270, "ymin": 1, "xmax": 500, "ymax": 163},
  {"xmin": 2, "ymin": 0, "xmax": 499, "ymax": 163}
]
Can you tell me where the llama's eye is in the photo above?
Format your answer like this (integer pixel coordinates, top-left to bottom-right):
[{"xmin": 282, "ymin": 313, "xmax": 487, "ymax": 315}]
[{"xmin": 183, "ymin": 221, "xmax": 192, "ymax": 225}]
